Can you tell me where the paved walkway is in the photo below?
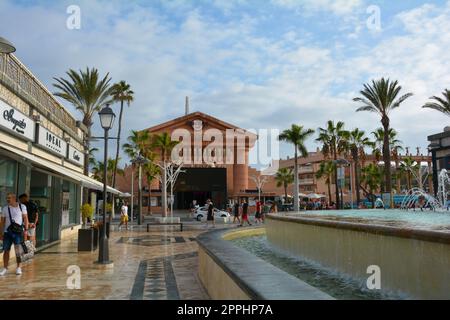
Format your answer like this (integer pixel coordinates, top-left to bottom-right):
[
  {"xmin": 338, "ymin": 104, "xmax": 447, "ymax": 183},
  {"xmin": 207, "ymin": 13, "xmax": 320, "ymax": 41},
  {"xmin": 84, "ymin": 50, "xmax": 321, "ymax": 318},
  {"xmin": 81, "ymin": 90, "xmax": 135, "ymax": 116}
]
[{"xmin": 0, "ymin": 223, "xmax": 230, "ymax": 300}]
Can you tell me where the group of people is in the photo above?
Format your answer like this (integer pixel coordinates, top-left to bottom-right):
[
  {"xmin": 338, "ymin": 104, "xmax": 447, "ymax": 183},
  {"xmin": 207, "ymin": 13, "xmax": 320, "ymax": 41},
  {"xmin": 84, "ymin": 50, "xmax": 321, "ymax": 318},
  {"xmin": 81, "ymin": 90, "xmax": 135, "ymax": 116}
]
[
  {"xmin": 0, "ymin": 193, "xmax": 39, "ymax": 276},
  {"xmin": 231, "ymin": 199, "xmax": 277, "ymax": 227}
]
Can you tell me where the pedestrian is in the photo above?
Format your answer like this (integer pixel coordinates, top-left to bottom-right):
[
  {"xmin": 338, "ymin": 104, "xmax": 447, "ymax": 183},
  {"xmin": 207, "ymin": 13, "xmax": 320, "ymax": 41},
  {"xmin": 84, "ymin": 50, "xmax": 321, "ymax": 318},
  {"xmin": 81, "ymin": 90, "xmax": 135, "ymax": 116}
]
[
  {"xmin": 118, "ymin": 201, "xmax": 129, "ymax": 231},
  {"xmin": 270, "ymin": 201, "xmax": 277, "ymax": 214},
  {"xmin": 255, "ymin": 200, "xmax": 262, "ymax": 224},
  {"xmin": 19, "ymin": 194, "xmax": 38, "ymax": 247},
  {"xmin": 0, "ymin": 193, "xmax": 29, "ymax": 276},
  {"xmin": 232, "ymin": 201, "xmax": 241, "ymax": 224},
  {"xmin": 240, "ymin": 199, "xmax": 252, "ymax": 227},
  {"xmin": 205, "ymin": 199, "xmax": 215, "ymax": 228}
]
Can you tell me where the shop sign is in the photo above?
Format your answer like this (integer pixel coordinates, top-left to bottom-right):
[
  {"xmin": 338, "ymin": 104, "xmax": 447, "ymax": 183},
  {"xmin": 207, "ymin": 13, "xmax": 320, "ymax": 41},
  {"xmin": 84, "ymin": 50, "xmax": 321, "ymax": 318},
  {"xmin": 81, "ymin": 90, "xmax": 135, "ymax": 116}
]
[
  {"xmin": 0, "ymin": 99, "xmax": 35, "ymax": 141},
  {"xmin": 38, "ymin": 126, "xmax": 67, "ymax": 157},
  {"xmin": 67, "ymin": 144, "xmax": 84, "ymax": 167}
]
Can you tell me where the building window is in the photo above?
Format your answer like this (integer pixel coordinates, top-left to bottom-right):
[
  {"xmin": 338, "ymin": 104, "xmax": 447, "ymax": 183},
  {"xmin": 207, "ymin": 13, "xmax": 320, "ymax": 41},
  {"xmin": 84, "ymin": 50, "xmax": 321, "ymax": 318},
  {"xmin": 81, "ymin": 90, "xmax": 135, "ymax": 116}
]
[{"xmin": 0, "ymin": 158, "xmax": 17, "ymax": 207}]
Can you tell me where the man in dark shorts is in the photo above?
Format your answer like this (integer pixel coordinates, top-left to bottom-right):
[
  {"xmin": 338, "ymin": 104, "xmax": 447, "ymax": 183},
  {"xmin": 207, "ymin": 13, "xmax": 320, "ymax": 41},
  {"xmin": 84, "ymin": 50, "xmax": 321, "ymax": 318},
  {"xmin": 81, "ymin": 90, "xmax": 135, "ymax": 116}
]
[
  {"xmin": 206, "ymin": 199, "xmax": 215, "ymax": 228},
  {"xmin": 232, "ymin": 201, "xmax": 241, "ymax": 224},
  {"xmin": 240, "ymin": 199, "xmax": 252, "ymax": 227},
  {"xmin": 19, "ymin": 194, "xmax": 39, "ymax": 246}
]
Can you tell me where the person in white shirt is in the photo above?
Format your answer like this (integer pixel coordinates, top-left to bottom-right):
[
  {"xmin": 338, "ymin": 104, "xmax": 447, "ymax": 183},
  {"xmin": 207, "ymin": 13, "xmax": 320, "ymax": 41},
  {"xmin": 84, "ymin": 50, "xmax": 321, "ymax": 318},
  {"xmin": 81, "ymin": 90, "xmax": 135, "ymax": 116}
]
[
  {"xmin": 118, "ymin": 201, "xmax": 129, "ymax": 231},
  {"xmin": 0, "ymin": 193, "xmax": 29, "ymax": 276}
]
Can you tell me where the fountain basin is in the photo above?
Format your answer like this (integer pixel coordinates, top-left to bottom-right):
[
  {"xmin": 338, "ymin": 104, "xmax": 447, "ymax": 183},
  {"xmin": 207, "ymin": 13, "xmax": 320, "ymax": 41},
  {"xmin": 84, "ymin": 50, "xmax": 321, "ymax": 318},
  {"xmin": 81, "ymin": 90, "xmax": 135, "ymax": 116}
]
[
  {"xmin": 197, "ymin": 227, "xmax": 334, "ymax": 300},
  {"xmin": 266, "ymin": 213, "xmax": 450, "ymax": 299}
]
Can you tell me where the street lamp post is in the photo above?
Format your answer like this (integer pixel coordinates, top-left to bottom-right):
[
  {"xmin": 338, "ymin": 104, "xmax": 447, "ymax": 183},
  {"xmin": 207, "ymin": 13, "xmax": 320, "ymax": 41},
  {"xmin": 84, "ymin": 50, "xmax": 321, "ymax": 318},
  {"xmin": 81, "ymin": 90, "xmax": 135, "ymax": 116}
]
[
  {"xmin": 333, "ymin": 159, "xmax": 351, "ymax": 210},
  {"xmin": 97, "ymin": 105, "xmax": 115, "ymax": 265},
  {"xmin": 0, "ymin": 37, "xmax": 16, "ymax": 54}
]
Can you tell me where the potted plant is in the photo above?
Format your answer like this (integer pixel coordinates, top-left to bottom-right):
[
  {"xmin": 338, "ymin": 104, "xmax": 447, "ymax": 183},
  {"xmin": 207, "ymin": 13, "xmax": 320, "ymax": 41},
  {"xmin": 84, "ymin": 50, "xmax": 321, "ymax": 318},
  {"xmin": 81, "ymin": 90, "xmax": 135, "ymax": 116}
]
[{"xmin": 81, "ymin": 203, "xmax": 94, "ymax": 228}]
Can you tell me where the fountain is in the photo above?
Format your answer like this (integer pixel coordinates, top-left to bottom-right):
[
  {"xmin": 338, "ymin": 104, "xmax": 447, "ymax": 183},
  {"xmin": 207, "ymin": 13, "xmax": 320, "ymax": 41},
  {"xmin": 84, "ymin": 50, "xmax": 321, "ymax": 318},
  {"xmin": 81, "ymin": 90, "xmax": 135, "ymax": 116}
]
[
  {"xmin": 374, "ymin": 198, "xmax": 385, "ymax": 209},
  {"xmin": 438, "ymin": 169, "xmax": 449, "ymax": 209},
  {"xmin": 399, "ymin": 188, "xmax": 443, "ymax": 211}
]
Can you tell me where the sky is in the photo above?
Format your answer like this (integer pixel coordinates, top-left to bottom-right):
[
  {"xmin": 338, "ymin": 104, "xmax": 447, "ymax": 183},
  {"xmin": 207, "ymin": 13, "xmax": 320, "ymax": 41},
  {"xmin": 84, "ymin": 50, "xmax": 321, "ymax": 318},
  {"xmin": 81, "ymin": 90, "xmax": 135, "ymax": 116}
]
[{"xmin": 1, "ymin": 0, "xmax": 449, "ymax": 167}]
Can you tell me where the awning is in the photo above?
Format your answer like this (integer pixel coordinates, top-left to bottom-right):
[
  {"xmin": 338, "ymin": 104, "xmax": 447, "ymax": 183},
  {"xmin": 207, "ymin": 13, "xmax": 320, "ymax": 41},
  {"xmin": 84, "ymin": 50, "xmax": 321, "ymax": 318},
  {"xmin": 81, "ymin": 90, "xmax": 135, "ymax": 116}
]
[{"xmin": 0, "ymin": 142, "xmax": 124, "ymax": 196}]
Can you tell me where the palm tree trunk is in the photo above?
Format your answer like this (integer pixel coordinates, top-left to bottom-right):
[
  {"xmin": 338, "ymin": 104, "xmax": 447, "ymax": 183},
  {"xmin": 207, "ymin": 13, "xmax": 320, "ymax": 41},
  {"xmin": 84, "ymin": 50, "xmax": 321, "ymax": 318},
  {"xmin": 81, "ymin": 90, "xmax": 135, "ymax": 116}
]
[
  {"xmin": 284, "ymin": 184, "xmax": 288, "ymax": 204},
  {"xmin": 333, "ymin": 150, "xmax": 340, "ymax": 209},
  {"xmin": 382, "ymin": 116, "xmax": 392, "ymax": 197},
  {"xmin": 355, "ymin": 160, "xmax": 361, "ymax": 205},
  {"xmin": 82, "ymin": 117, "xmax": 92, "ymax": 204},
  {"xmin": 293, "ymin": 148, "xmax": 299, "ymax": 212},
  {"xmin": 112, "ymin": 101, "xmax": 124, "ymax": 189},
  {"xmin": 327, "ymin": 179, "xmax": 332, "ymax": 205}
]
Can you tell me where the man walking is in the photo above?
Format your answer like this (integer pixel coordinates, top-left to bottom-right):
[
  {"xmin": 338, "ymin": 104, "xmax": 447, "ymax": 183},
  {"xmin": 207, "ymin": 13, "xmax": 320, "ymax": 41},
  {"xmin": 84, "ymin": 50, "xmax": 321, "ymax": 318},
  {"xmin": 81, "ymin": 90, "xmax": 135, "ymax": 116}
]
[
  {"xmin": 0, "ymin": 193, "xmax": 29, "ymax": 276},
  {"xmin": 232, "ymin": 201, "xmax": 241, "ymax": 224},
  {"xmin": 118, "ymin": 201, "xmax": 129, "ymax": 231},
  {"xmin": 205, "ymin": 199, "xmax": 215, "ymax": 228},
  {"xmin": 19, "ymin": 194, "xmax": 38, "ymax": 247},
  {"xmin": 240, "ymin": 199, "xmax": 252, "ymax": 227}
]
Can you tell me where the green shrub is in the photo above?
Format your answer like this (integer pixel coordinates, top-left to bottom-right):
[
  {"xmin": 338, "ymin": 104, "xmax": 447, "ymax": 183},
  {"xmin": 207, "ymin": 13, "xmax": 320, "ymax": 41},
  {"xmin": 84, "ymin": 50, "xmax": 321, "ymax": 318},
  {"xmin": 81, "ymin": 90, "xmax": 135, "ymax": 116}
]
[{"xmin": 81, "ymin": 203, "xmax": 94, "ymax": 224}]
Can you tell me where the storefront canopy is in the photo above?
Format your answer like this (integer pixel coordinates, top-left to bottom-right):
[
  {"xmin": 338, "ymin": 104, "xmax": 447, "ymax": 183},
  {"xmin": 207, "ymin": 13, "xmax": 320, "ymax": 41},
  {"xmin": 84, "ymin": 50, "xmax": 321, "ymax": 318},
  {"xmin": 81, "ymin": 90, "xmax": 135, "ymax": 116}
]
[{"xmin": 0, "ymin": 142, "xmax": 124, "ymax": 196}]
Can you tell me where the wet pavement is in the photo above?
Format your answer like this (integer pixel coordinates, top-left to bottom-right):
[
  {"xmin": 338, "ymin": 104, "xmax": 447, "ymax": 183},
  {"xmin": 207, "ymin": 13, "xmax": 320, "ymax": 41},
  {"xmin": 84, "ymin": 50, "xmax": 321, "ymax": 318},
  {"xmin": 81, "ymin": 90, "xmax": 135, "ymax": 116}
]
[{"xmin": 0, "ymin": 223, "xmax": 232, "ymax": 300}]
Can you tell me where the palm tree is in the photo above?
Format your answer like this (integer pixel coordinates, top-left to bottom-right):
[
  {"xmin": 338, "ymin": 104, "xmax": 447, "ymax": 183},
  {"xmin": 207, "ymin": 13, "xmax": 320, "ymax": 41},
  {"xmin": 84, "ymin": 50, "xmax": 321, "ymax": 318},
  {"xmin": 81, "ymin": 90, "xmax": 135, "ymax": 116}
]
[
  {"xmin": 422, "ymin": 89, "xmax": 450, "ymax": 117},
  {"xmin": 123, "ymin": 130, "xmax": 151, "ymax": 159},
  {"xmin": 354, "ymin": 78, "xmax": 413, "ymax": 202},
  {"xmin": 143, "ymin": 160, "xmax": 160, "ymax": 215},
  {"xmin": 361, "ymin": 163, "xmax": 383, "ymax": 208},
  {"xmin": 53, "ymin": 68, "xmax": 113, "ymax": 177},
  {"xmin": 316, "ymin": 121, "xmax": 347, "ymax": 209},
  {"xmin": 92, "ymin": 158, "xmax": 124, "ymax": 184},
  {"xmin": 111, "ymin": 81, "xmax": 134, "ymax": 190},
  {"xmin": 343, "ymin": 129, "xmax": 373, "ymax": 206},
  {"xmin": 88, "ymin": 147, "xmax": 99, "ymax": 169},
  {"xmin": 398, "ymin": 157, "xmax": 419, "ymax": 191},
  {"xmin": 371, "ymin": 128, "xmax": 403, "ymax": 161},
  {"xmin": 315, "ymin": 161, "xmax": 334, "ymax": 204},
  {"xmin": 275, "ymin": 167, "xmax": 294, "ymax": 202},
  {"xmin": 371, "ymin": 127, "xmax": 403, "ymax": 193},
  {"xmin": 279, "ymin": 125, "xmax": 315, "ymax": 212},
  {"xmin": 151, "ymin": 132, "xmax": 180, "ymax": 217}
]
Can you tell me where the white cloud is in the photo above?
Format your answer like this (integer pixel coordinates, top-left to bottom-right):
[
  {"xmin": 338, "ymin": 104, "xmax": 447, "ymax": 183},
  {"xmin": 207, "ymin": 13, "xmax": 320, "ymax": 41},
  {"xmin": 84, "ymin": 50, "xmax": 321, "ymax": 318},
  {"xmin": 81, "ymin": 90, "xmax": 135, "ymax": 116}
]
[
  {"xmin": 0, "ymin": 0, "xmax": 448, "ymax": 164},
  {"xmin": 271, "ymin": 0, "xmax": 364, "ymax": 16}
]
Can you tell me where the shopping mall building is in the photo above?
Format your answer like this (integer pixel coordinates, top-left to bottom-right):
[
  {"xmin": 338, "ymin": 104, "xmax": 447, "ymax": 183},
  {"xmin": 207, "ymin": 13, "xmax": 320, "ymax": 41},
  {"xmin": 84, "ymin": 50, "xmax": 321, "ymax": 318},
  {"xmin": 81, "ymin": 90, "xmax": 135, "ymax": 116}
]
[
  {"xmin": 0, "ymin": 53, "xmax": 121, "ymax": 247},
  {"xmin": 116, "ymin": 107, "xmax": 434, "ymax": 214}
]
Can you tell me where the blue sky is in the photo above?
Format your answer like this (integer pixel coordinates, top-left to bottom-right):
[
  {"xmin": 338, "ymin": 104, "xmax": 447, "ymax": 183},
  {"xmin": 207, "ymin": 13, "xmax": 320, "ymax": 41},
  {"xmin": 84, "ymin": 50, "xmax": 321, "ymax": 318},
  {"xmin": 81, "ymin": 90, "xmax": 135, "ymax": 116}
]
[{"xmin": 1, "ymin": 0, "xmax": 449, "ymax": 166}]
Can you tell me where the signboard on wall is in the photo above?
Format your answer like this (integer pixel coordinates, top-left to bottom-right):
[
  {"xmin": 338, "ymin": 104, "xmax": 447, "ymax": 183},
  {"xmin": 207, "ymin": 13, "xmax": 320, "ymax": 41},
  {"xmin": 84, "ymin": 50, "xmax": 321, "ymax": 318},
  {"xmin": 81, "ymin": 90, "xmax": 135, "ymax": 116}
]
[
  {"xmin": 67, "ymin": 145, "xmax": 85, "ymax": 167},
  {"xmin": 0, "ymin": 99, "xmax": 35, "ymax": 141},
  {"xmin": 37, "ymin": 126, "xmax": 67, "ymax": 157}
]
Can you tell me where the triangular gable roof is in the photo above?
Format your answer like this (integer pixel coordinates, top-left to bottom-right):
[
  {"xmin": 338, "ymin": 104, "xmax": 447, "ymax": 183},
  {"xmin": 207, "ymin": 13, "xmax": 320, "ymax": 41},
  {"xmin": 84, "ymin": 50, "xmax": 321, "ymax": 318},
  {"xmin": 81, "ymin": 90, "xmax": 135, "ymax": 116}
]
[{"xmin": 143, "ymin": 111, "xmax": 257, "ymax": 138}]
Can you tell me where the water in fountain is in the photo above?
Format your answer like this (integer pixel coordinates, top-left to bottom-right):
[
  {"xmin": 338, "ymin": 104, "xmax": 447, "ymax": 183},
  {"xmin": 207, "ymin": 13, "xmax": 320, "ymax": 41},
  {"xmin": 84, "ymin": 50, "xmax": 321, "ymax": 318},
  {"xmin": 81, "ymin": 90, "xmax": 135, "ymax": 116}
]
[
  {"xmin": 400, "ymin": 187, "xmax": 444, "ymax": 211},
  {"xmin": 374, "ymin": 198, "xmax": 385, "ymax": 209},
  {"xmin": 438, "ymin": 169, "xmax": 449, "ymax": 209}
]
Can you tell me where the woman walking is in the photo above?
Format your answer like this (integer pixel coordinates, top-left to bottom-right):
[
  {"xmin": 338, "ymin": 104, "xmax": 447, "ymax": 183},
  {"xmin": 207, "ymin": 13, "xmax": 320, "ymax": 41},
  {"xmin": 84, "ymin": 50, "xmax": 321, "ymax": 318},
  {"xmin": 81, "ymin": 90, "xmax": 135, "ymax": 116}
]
[{"xmin": 205, "ymin": 199, "xmax": 215, "ymax": 228}]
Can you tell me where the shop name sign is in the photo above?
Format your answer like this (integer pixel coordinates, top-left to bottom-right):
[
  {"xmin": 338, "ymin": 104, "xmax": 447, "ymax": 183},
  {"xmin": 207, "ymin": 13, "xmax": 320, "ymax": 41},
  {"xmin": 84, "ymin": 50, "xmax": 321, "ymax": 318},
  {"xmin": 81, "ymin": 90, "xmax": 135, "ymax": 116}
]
[
  {"xmin": 67, "ymin": 145, "xmax": 84, "ymax": 167},
  {"xmin": 38, "ymin": 127, "xmax": 67, "ymax": 157},
  {"xmin": 0, "ymin": 100, "xmax": 35, "ymax": 141}
]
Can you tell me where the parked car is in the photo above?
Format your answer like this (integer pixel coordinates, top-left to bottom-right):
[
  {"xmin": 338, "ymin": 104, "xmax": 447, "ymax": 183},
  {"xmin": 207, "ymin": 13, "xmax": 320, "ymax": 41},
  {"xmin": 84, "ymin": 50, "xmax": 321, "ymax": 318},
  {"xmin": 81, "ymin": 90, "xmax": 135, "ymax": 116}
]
[{"xmin": 194, "ymin": 206, "xmax": 230, "ymax": 221}]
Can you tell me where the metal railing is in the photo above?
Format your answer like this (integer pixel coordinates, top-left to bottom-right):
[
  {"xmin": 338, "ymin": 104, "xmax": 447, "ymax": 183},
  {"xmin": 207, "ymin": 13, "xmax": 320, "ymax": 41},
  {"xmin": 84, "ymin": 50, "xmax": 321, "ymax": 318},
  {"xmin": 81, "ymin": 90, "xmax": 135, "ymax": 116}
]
[{"xmin": 0, "ymin": 53, "xmax": 81, "ymax": 141}]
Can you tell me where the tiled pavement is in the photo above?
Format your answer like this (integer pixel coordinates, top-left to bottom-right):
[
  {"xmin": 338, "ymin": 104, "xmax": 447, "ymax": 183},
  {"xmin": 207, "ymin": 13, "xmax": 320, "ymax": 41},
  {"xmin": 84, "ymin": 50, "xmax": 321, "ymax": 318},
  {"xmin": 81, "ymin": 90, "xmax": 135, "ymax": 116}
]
[{"xmin": 0, "ymin": 224, "xmax": 231, "ymax": 300}]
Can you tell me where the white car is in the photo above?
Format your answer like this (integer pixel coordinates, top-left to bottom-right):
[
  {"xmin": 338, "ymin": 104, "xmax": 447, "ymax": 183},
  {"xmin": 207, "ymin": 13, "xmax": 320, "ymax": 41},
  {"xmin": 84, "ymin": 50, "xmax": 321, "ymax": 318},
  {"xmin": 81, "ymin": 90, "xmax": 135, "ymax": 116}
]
[{"xmin": 194, "ymin": 206, "xmax": 230, "ymax": 221}]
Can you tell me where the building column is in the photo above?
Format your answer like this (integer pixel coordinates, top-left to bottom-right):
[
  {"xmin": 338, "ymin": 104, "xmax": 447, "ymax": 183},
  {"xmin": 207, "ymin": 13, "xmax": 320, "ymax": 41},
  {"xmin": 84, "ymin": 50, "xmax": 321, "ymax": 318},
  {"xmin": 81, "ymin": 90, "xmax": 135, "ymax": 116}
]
[{"xmin": 233, "ymin": 147, "xmax": 248, "ymax": 194}]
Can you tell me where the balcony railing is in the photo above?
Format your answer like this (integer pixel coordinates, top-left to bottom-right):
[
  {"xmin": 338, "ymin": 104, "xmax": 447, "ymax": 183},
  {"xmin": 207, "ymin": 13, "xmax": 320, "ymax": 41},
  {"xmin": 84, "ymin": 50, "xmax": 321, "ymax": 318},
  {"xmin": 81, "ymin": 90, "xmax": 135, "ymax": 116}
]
[
  {"xmin": 299, "ymin": 166, "xmax": 314, "ymax": 173},
  {"xmin": 299, "ymin": 178, "xmax": 315, "ymax": 186},
  {"xmin": 0, "ymin": 53, "xmax": 81, "ymax": 141}
]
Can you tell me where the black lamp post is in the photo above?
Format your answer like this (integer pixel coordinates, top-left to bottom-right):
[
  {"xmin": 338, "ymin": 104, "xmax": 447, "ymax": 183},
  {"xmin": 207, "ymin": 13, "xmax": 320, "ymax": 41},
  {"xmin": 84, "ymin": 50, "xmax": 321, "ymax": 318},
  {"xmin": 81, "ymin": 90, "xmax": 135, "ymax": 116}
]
[
  {"xmin": 0, "ymin": 37, "xmax": 16, "ymax": 54},
  {"xmin": 333, "ymin": 159, "xmax": 351, "ymax": 210},
  {"xmin": 97, "ymin": 104, "xmax": 115, "ymax": 265}
]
